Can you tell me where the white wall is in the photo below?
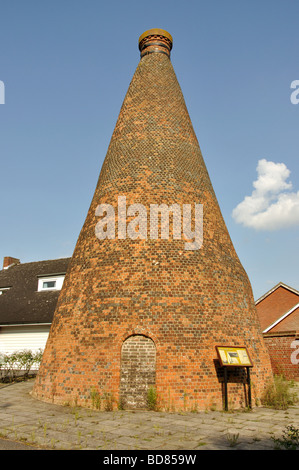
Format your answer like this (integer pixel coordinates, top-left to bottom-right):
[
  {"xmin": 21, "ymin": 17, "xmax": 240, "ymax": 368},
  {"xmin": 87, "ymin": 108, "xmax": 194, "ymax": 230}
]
[{"xmin": 0, "ymin": 324, "xmax": 50, "ymax": 355}]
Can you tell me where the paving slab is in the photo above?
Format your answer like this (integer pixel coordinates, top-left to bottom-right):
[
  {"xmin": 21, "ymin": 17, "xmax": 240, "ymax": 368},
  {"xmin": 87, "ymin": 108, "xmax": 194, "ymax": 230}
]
[{"xmin": 0, "ymin": 379, "xmax": 298, "ymax": 451}]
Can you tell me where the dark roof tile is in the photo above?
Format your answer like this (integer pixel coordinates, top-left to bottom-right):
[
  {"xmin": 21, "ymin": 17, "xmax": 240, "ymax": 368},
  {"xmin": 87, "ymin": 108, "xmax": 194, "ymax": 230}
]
[{"xmin": 0, "ymin": 258, "xmax": 70, "ymax": 325}]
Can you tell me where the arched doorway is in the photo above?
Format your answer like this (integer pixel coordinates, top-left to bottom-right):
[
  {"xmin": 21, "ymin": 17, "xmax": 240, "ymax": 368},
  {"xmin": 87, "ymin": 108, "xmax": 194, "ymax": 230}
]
[{"xmin": 120, "ymin": 335, "xmax": 156, "ymax": 409}]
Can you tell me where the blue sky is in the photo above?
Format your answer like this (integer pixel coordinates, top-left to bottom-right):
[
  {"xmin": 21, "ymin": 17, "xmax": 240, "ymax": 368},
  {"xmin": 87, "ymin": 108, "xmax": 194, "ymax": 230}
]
[{"xmin": 0, "ymin": 0, "xmax": 298, "ymax": 300}]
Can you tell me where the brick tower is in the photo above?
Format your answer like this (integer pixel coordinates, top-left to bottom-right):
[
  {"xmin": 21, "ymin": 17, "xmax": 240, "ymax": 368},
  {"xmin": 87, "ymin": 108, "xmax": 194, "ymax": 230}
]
[{"xmin": 32, "ymin": 29, "xmax": 273, "ymax": 411}]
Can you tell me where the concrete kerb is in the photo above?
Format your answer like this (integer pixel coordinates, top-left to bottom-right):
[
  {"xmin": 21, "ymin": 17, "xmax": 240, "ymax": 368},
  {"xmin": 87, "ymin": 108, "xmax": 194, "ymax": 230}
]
[{"xmin": 0, "ymin": 379, "xmax": 298, "ymax": 450}]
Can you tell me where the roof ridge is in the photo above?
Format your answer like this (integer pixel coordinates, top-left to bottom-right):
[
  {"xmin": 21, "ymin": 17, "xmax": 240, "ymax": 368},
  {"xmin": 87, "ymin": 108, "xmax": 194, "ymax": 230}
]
[
  {"xmin": 263, "ymin": 301, "xmax": 299, "ymax": 333},
  {"xmin": 255, "ymin": 281, "xmax": 299, "ymax": 304},
  {"xmin": 1, "ymin": 256, "xmax": 71, "ymax": 270}
]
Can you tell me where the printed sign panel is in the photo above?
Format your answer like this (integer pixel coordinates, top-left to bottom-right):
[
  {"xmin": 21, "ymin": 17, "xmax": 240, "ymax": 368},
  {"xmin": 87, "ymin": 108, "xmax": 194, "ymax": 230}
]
[{"xmin": 216, "ymin": 346, "xmax": 253, "ymax": 367}]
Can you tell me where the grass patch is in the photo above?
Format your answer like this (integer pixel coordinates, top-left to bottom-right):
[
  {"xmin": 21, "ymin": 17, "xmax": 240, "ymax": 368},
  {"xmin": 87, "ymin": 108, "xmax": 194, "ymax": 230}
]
[
  {"xmin": 147, "ymin": 386, "xmax": 158, "ymax": 411},
  {"xmin": 261, "ymin": 375, "xmax": 298, "ymax": 410}
]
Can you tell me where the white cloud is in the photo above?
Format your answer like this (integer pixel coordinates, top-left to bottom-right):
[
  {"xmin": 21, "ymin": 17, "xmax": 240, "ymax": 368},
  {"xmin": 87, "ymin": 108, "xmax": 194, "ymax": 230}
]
[{"xmin": 232, "ymin": 159, "xmax": 299, "ymax": 230}]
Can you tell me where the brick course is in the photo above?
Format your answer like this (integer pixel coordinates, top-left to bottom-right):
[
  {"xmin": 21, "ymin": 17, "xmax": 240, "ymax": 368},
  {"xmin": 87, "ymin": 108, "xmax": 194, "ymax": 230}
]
[
  {"xmin": 256, "ymin": 285, "xmax": 299, "ymax": 331},
  {"xmin": 32, "ymin": 29, "xmax": 273, "ymax": 411},
  {"xmin": 263, "ymin": 331, "xmax": 299, "ymax": 380}
]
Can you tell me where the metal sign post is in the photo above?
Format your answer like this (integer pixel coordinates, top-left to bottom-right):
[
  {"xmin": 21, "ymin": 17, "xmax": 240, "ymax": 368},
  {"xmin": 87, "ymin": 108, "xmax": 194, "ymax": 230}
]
[
  {"xmin": 246, "ymin": 366, "xmax": 252, "ymax": 409},
  {"xmin": 224, "ymin": 366, "xmax": 228, "ymax": 411}
]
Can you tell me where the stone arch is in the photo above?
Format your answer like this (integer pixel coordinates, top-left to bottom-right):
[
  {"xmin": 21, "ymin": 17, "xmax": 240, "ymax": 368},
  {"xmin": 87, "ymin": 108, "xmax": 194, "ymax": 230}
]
[{"xmin": 120, "ymin": 334, "xmax": 156, "ymax": 409}]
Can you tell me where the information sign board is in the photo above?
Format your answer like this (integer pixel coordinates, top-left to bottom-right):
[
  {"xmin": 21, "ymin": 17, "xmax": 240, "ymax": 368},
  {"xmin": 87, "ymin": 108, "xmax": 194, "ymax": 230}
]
[{"xmin": 216, "ymin": 346, "xmax": 253, "ymax": 367}]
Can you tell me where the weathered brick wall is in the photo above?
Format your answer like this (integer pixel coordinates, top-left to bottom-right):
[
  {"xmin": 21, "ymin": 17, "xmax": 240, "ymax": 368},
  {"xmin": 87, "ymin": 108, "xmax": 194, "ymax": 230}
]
[
  {"xmin": 32, "ymin": 31, "xmax": 273, "ymax": 411},
  {"xmin": 120, "ymin": 335, "xmax": 156, "ymax": 409},
  {"xmin": 263, "ymin": 332, "xmax": 299, "ymax": 380}
]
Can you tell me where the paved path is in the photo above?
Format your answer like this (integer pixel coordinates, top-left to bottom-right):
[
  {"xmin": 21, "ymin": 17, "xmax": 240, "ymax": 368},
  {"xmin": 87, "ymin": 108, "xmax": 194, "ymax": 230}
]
[
  {"xmin": 0, "ymin": 437, "xmax": 41, "ymax": 450},
  {"xmin": 0, "ymin": 379, "xmax": 298, "ymax": 451}
]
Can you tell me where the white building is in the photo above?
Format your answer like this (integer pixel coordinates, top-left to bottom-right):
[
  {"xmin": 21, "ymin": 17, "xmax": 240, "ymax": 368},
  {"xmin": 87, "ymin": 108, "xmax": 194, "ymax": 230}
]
[{"xmin": 0, "ymin": 256, "xmax": 70, "ymax": 356}]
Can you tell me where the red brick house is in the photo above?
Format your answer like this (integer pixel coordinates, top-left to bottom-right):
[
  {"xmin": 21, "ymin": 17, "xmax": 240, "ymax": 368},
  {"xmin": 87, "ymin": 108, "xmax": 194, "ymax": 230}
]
[{"xmin": 255, "ymin": 282, "xmax": 299, "ymax": 380}]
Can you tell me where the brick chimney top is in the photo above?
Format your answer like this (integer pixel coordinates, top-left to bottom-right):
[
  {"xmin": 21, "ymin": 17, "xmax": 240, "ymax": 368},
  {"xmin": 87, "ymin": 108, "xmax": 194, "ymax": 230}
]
[
  {"xmin": 3, "ymin": 256, "xmax": 20, "ymax": 269},
  {"xmin": 138, "ymin": 29, "xmax": 173, "ymax": 58}
]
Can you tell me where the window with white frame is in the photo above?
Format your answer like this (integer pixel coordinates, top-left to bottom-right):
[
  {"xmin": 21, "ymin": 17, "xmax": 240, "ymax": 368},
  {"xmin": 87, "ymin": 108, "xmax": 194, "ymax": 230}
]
[
  {"xmin": 0, "ymin": 287, "xmax": 10, "ymax": 295},
  {"xmin": 37, "ymin": 275, "xmax": 65, "ymax": 292}
]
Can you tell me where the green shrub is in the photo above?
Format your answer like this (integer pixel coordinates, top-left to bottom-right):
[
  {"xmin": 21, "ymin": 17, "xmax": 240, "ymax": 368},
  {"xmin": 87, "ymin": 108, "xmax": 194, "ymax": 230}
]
[
  {"xmin": 272, "ymin": 425, "xmax": 299, "ymax": 450},
  {"xmin": 90, "ymin": 387, "xmax": 101, "ymax": 410},
  {"xmin": 147, "ymin": 386, "xmax": 158, "ymax": 411},
  {"xmin": 261, "ymin": 375, "xmax": 298, "ymax": 410},
  {"xmin": 103, "ymin": 392, "xmax": 114, "ymax": 411},
  {"xmin": 0, "ymin": 349, "xmax": 43, "ymax": 382}
]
